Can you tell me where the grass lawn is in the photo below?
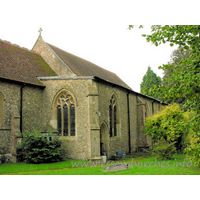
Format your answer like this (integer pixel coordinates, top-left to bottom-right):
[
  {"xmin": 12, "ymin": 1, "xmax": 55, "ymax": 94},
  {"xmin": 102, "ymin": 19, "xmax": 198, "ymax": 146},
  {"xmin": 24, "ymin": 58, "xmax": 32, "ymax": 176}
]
[{"xmin": 0, "ymin": 154, "xmax": 200, "ymax": 175}]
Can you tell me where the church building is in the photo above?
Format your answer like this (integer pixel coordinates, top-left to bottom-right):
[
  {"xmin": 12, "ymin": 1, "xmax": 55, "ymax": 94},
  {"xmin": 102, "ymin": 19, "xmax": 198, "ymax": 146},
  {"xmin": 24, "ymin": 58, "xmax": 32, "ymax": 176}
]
[{"xmin": 0, "ymin": 33, "xmax": 163, "ymax": 162}]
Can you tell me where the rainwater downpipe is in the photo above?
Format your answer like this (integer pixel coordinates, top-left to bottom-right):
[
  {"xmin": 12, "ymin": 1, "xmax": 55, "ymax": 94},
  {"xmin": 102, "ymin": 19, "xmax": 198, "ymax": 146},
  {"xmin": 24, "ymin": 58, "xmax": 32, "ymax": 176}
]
[
  {"xmin": 136, "ymin": 94, "xmax": 139, "ymax": 153},
  {"xmin": 127, "ymin": 91, "xmax": 131, "ymax": 154},
  {"xmin": 20, "ymin": 83, "xmax": 26, "ymax": 133}
]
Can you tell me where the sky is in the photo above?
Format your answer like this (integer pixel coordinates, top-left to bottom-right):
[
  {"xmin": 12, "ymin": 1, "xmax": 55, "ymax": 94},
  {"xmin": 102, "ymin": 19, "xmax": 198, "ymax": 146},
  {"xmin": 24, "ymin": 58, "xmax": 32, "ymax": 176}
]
[
  {"xmin": 0, "ymin": 0, "xmax": 198, "ymax": 196},
  {"xmin": 0, "ymin": 0, "xmax": 185, "ymax": 93},
  {"xmin": 2, "ymin": 0, "xmax": 197, "ymax": 93}
]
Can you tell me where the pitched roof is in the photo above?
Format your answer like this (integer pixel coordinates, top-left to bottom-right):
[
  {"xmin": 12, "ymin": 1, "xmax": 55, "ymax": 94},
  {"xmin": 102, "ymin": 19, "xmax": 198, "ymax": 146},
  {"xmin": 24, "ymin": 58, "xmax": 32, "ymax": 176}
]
[
  {"xmin": 46, "ymin": 43, "xmax": 132, "ymax": 90},
  {"xmin": 0, "ymin": 39, "xmax": 57, "ymax": 87}
]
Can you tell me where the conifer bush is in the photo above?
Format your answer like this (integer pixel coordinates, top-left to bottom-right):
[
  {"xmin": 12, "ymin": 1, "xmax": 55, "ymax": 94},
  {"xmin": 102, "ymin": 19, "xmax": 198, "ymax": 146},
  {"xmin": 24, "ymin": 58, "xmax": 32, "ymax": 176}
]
[{"xmin": 18, "ymin": 130, "xmax": 64, "ymax": 163}]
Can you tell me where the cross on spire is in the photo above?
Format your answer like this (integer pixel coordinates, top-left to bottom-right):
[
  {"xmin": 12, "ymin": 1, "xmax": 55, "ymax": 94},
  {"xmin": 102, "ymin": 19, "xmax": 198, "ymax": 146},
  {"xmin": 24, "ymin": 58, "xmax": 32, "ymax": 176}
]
[{"xmin": 38, "ymin": 28, "xmax": 43, "ymax": 37}]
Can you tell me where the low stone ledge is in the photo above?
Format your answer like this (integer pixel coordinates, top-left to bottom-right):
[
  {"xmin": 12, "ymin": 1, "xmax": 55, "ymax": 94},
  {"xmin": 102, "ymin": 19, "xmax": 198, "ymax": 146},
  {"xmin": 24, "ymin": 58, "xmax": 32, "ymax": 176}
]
[
  {"xmin": 0, "ymin": 154, "xmax": 16, "ymax": 163},
  {"xmin": 90, "ymin": 157, "xmax": 102, "ymax": 164},
  {"xmin": 102, "ymin": 163, "xmax": 131, "ymax": 172}
]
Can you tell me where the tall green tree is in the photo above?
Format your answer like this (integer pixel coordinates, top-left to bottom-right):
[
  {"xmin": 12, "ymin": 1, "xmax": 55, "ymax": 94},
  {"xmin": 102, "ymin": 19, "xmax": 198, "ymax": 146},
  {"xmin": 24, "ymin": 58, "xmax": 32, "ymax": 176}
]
[
  {"xmin": 129, "ymin": 25, "xmax": 200, "ymax": 166},
  {"xmin": 162, "ymin": 47, "xmax": 190, "ymax": 105},
  {"xmin": 129, "ymin": 25, "xmax": 200, "ymax": 113},
  {"xmin": 163, "ymin": 47, "xmax": 190, "ymax": 87},
  {"xmin": 140, "ymin": 66, "xmax": 162, "ymax": 99}
]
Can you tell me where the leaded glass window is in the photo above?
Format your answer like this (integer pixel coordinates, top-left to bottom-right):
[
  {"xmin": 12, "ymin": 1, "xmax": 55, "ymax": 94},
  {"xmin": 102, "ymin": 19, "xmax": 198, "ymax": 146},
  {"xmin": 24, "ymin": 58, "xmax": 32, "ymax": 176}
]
[
  {"xmin": 63, "ymin": 104, "xmax": 68, "ymax": 136},
  {"xmin": 114, "ymin": 105, "xmax": 117, "ymax": 136},
  {"xmin": 70, "ymin": 104, "xmax": 75, "ymax": 136},
  {"xmin": 57, "ymin": 105, "xmax": 62, "ymax": 135},
  {"xmin": 109, "ymin": 95, "xmax": 118, "ymax": 137},
  {"xmin": 109, "ymin": 105, "xmax": 112, "ymax": 137},
  {"xmin": 56, "ymin": 91, "xmax": 76, "ymax": 136}
]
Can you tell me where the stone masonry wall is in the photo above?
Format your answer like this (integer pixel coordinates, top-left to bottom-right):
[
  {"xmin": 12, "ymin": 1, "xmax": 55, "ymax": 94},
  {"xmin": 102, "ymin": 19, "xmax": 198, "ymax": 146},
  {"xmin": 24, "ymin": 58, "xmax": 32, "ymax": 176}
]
[
  {"xmin": 39, "ymin": 78, "xmax": 91, "ymax": 160},
  {"xmin": 98, "ymin": 81, "xmax": 129, "ymax": 158},
  {"xmin": 0, "ymin": 81, "xmax": 20, "ymax": 154},
  {"xmin": 32, "ymin": 37, "xmax": 76, "ymax": 77},
  {"xmin": 87, "ymin": 80, "xmax": 100, "ymax": 159},
  {"xmin": 0, "ymin": 80, "xmax": 44, "ymax": 160},
  {"xmin": 0, "ymin": 77, "xmax": 164, "ymax": 161},
  {"xmin": 128, "ymin": 93, "xmax": 138, "ymax": 153},
  {"xmin": 22, "ymin": 86, "xmax": 44, "ymax": 132},
  {"xmin": 97, "ymin": 80, "xmax": 163, "ymax": 157},
  {"xmin": 0, "ymin": 81, "xmax": 21, "ymax": 129},
  {"xmin": 136, "ymin": 95, "xmax": 162, "ymax": 149}
]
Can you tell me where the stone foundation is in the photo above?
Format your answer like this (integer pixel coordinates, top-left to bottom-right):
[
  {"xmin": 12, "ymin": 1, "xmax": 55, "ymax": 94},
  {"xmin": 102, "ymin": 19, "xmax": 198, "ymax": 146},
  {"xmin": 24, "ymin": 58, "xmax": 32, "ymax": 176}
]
[{"xmin": 0, "ymin": 153, "xmax": 15, "ymax": 163}]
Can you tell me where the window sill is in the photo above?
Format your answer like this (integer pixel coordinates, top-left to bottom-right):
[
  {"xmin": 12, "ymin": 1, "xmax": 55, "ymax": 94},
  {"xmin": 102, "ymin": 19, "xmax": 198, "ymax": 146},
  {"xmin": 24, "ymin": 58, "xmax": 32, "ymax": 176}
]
[
  {"xmin": 109, "ymin": 136, "xmax": 120, "ymax": 140},
  {"xmin": 58, "ymin": 136, "xmax": 76, "ymax": 140}
]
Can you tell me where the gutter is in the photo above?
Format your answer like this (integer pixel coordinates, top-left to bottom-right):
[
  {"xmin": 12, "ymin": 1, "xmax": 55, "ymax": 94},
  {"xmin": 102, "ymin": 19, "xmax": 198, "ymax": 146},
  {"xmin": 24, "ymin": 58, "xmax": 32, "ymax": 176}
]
[
  {"xmin": 37, "ymin": 76, "xmax": 95, "ymax": 80},
  {"xmin": 0, "ymin": 77, "xmax": 45, "ymax": 89},
  {"xmin": 92, "ymin": 76, "xmax": 165, "ymax": 104},
  {"xmin": 136, "ymin": 94, "xmax": 139, "ymax": 152}
]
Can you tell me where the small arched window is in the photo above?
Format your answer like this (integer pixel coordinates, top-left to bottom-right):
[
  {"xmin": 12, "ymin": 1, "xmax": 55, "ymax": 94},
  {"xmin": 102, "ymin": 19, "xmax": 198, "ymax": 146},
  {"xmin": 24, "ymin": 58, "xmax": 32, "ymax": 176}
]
[
  {"xmin": 109, "ymin": 95, "xmax": 118, "ymax": 137},
  {"xmin": 56, "ymin": 91, "xmax": 76, "ymax": 136}
]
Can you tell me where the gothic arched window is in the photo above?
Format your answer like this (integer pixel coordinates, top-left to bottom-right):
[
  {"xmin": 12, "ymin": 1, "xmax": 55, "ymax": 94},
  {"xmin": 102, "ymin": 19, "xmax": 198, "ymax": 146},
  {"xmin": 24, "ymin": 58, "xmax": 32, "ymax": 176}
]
[
  {"xmin": 56, "ymin": 91, "xmax": 76, "ymax": 136},
  {"xmin": 109, "ymin": 95, "xmax": 118, "ymax": 137}
]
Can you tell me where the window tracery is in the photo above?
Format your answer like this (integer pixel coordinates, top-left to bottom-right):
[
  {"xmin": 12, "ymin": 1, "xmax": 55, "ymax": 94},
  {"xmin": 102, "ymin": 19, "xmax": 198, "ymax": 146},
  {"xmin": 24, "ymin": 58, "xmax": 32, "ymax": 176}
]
[{"xmin": 56, "ymin": 91, "xmax": 75, "ymax": 136}]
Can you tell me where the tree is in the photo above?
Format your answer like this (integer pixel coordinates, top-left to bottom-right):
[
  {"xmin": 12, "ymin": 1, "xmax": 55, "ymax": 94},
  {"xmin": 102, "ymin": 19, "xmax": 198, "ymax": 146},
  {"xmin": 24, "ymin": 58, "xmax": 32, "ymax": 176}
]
[
  {"xmin": 163, "ymin": 47, "xmax": 190, "ymax": 87},
  {"xmin": 140, "ymin": 66, "xmax": 162, "ymax": 99},
  {"xmin": 129, "ymin": 25, "xmax": 200, "ymax": 112},
  {"xmin": 129, "ymin": 25, "xmax": 200, "ymax": 165},
  {"xmin": 162, "ymin": 47, "xmax": 190, "ymax": 105}
]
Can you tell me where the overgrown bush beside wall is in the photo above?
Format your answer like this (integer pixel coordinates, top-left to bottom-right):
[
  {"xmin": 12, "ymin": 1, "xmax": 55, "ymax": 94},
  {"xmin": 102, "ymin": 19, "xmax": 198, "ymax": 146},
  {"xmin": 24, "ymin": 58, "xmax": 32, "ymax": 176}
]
[
  {"xmin": 144, "ymin": 104, "xmax": 188, "ymax": 152},
  {"xmin": 184, "ymin": 112, "xmax": 200, "ymax": 167},
  {"xmin": 18, "ymin": 130, "xmax": 64, "ymax": 163},
  {"xmin": 185, "ymin": 131, "xmax": 200, "ymax": 166},
  {"xmin": 150, "ymin": 139, "xmax": 176, "ymax": 160}
]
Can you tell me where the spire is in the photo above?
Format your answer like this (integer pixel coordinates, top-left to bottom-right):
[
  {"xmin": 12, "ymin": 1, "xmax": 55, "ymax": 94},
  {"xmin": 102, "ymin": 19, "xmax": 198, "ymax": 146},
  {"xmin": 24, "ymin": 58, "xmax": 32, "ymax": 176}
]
[{"xmin": 38, "ymin": 28, "xmax": 43, "ymax": 38}]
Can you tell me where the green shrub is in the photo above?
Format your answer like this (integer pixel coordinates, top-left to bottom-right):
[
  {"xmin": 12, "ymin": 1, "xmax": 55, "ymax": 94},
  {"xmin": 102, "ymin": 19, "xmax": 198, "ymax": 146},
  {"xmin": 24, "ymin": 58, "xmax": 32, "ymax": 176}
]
[
  {"xmin": 18, "ymin": 130, "xmax": 64, "ymax": 163},
  {"xmin": 16, "ymin": 147, "xmax": 25, "ymax": 162},
  {"xmin": 185, "ymin": 113, "xmax": 200, "ymax": 166},
  {"xmin": 150, "ymin": 139, "xmax": 177, "ymax": 160},
  {"xmin": 144, "ymin": 103, "xmax": 188, "ymax": 151}
]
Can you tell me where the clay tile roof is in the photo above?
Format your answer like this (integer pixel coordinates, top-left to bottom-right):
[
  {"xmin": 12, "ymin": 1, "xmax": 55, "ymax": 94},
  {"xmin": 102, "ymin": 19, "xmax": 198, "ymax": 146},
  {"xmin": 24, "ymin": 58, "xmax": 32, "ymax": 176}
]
[
  {"xmin": 0, "ymin": 39, "xmax": 57, "ymax": 87},
  {"xmin": 47, "ymin": 43, "xmax": 133, "ymax": 91}
]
